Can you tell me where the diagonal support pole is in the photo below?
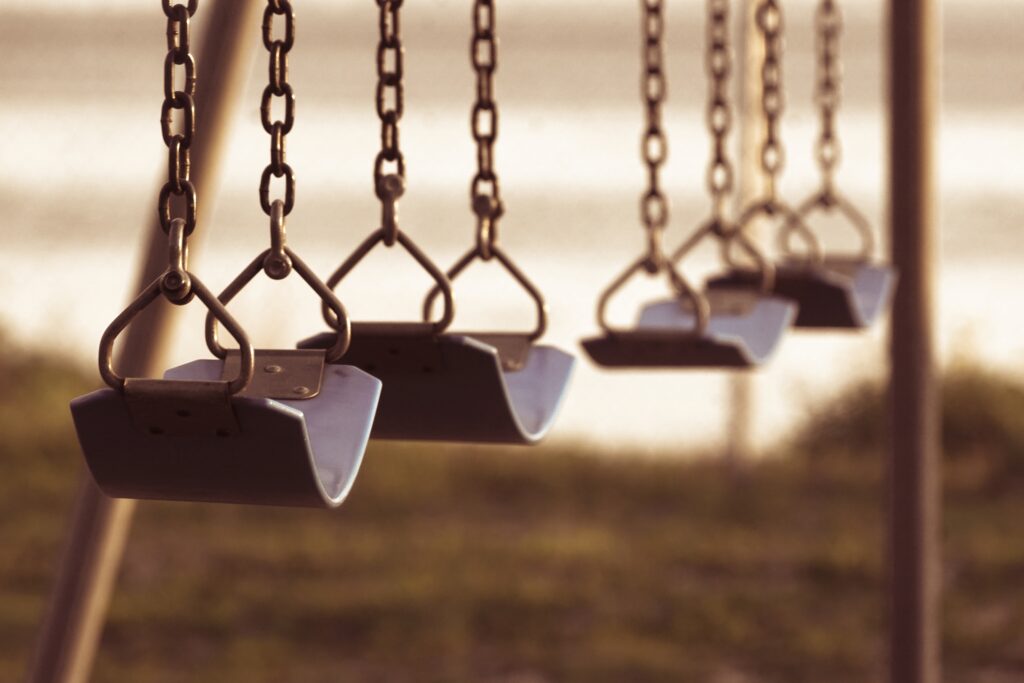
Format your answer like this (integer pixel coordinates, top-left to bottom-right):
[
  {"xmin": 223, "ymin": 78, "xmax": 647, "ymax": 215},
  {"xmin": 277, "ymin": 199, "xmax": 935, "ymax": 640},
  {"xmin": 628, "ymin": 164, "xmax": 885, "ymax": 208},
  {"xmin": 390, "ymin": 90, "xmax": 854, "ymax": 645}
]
[{"xmin": 25, "ymin": 3, "xmax": 261, "ymax": 682}]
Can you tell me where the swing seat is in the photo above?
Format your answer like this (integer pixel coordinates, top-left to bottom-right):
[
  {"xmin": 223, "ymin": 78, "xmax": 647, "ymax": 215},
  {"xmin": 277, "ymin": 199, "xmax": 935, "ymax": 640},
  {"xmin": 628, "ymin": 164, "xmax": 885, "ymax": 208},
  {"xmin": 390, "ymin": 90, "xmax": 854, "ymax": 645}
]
[
  {"xmin": 300, "ymin": 324, "xmax": 575, "ymax": 444},
  {"xmin": 709, "ymin": 257, "xmax": 896, "ymax": 329},
  {"xmin": 70, "ymin": 354, "xmax": 381, "ymax": 507},
  {"xmin": 582, "ymin": 288, "xmax": 797, "ymax": 368}
]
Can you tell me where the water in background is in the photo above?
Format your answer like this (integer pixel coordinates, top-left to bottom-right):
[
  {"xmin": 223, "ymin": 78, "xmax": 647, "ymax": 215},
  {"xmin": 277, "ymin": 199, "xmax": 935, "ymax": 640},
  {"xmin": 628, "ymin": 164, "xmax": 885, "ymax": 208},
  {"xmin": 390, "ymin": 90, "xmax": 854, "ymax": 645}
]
[{"xmin": 1, "ymin": 1, "xmax": 1021, "ymax": 453}]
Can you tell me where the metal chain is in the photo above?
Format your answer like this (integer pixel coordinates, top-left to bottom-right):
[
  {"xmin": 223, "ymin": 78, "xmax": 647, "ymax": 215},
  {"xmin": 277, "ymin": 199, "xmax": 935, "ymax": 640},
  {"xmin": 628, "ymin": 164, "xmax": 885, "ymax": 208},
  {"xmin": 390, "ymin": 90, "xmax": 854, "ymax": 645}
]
[
  {"xmin": 756, "ymin": 0, "xmax": 784, "ymax": 201},
  {"xmin": 259, "ymin": 0, "xmax": 296, "ymax": 218},
  {"xmin": 641, "ymin": 0, "xmax": 668, "ymax": 272},
  {"xmin": 706, "ymin": 0, "xmax": 734, "ymax": 221},
  {"xmin": 375, "ymin": 0, "xmax": 404, "ymax": 186},
  {"xmin": 815, "ymin": 0, "xmax": 842, "ymax": 194},
  {"xmin": 158, "ymin": 0, "xmax": 198, "ymax": 239},
  {"xmin": 471, "ymin": 0, "xmax": 502, "ymax": 259},
  {"xmin": 372, "ymin": 0, "xmax": 406, "ymax": 246}
]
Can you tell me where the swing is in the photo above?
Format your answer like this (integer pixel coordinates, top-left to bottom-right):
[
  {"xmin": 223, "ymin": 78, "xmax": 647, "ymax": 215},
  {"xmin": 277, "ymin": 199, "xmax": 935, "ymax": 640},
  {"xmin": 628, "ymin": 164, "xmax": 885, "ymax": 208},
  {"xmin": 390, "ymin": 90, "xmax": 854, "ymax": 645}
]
[
  {"xmin": 71, "ymin": 1, "xmax": 380, "ymax": 508},
  {"xmin": 582, "ymin": 0, "xmax": 795, "ymax": 369},
  {"xmin": 301, "ymin": 0, "xmax": 573, "ymax": 444},
  {"xmin": 709, "ymin": 0, "xmax": 895, "ymax": 329}
]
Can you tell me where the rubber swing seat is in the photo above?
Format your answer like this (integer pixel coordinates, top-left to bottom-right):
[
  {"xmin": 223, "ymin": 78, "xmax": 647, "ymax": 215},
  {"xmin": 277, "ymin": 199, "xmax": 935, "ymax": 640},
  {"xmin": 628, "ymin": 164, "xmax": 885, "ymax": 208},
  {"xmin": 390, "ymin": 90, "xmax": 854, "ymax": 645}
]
[
  {"xmin": 301, "ymin": 323, "xmax": 575, "ymax": 444},
  {"xmin": 582, "ymin": 288, "xmax": 797, "ymax": 368},
  {"xmin": 709, "ymin": 257, "xmax": 896, "ymax": 329},
  {"xmin": 70, "ymin": 358, "xmax": 381, "ymax": 508}
]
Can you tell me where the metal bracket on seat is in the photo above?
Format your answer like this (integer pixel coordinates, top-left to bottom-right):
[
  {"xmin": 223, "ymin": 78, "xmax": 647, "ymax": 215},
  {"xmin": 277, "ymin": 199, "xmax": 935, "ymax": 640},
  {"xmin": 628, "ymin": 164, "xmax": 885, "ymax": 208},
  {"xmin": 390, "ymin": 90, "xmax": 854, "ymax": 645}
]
[{"xmin": 222, "ymin": 349, "xmax": 326, "ymax": 400}]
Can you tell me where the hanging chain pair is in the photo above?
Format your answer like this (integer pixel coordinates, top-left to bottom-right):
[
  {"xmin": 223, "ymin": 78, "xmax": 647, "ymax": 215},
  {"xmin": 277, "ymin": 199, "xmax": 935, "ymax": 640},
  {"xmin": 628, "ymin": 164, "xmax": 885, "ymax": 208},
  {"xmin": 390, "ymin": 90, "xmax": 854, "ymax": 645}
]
[
  {"xmin": 814, "ymin": 0, "xmax": 841, "ymax": 195},
  {"xmin": 158, "ymin": 0, "xmax": 198, "ymax": 249},
  {"xmin": 471, "ymin": 0, "xmax": 502, "ymax": 259},
  {"xmin": 640, "ymin": 0, "xmax": 669, "ymax": 272},
  {"xmin": 757, "ymin": 0, "xmax": 784, "ymax": 202}
]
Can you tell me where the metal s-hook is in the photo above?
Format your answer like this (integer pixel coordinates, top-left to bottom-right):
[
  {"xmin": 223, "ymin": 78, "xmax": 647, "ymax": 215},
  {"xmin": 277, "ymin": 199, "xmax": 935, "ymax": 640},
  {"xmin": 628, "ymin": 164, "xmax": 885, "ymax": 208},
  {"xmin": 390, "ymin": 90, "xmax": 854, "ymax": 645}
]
[
  {"xmin": 379, "ymin": 173, "xmax": 405, "ymax": 247},
  {"xmin": 264, "ymin": 199, "xmax": 293, "ymax": 280},
  {"xmin": 159, "ymin": 217, "xmax": 194, "ymax": 303},
  {"xmin": 472, "ymin": 193, "xmax": 502, "ymax": 261}
]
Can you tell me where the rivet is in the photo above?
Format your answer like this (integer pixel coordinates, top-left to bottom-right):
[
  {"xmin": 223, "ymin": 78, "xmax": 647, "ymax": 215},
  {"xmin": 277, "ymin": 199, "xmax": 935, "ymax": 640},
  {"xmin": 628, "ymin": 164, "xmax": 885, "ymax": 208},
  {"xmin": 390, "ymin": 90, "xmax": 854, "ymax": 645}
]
[
  {"xmin": 293, "ymin": 386, "xmax": 310, "ymax": 396},
  {"xmin": 264, "ymin": 364, "xmax": 283, "ymax": 374}
]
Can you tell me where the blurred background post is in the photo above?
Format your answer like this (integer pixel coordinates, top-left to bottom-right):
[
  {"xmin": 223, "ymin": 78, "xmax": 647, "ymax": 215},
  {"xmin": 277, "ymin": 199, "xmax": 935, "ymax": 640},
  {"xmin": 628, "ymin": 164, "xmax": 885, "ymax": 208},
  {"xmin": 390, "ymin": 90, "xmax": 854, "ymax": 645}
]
[
  {"xmin": 888, "ymin": 0, "xmax": 941, "ymax": 681},
  {"xmin": 725, "ymin": 0, "xmax": 768, "ymax": 465}
]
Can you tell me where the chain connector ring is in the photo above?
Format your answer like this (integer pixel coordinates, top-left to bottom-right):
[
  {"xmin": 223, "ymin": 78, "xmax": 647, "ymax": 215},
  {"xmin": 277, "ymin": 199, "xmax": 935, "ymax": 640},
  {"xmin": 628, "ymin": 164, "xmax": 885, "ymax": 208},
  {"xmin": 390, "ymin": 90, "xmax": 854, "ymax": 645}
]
[
  {"xmin": 160, "ymin": 218, "xmax": 194, "ymax": 304},
  {"xmin": 378, "ymin": 173, "xmax": 405, "ymax": 247},
  {"xmin": 263, "ymin": 199, "xmax": 293, "ymax": 280}
]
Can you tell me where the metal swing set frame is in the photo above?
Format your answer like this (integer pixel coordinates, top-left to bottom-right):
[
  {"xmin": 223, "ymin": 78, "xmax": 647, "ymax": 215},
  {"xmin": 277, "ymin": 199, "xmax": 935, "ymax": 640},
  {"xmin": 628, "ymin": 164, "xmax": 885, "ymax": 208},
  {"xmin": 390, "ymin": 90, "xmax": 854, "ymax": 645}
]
[{"xmin": 28, "ymin": 1, "xmax": 940, "ymax": 681}]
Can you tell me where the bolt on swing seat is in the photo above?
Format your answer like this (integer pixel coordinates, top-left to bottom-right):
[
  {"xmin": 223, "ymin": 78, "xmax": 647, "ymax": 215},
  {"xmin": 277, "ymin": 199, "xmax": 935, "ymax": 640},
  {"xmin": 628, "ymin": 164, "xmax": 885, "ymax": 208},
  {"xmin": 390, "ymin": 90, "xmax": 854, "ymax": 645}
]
[
  {"xmin": 582, "ymin": 224, "xmax": 797, "ymax": 369},
  {"xmin": 71, "ymin": 218, "xmax": 381, "ymax": 508},
  {"xmin": 300, "ymin": 189, "xmax": 574, "ymax": 444}
]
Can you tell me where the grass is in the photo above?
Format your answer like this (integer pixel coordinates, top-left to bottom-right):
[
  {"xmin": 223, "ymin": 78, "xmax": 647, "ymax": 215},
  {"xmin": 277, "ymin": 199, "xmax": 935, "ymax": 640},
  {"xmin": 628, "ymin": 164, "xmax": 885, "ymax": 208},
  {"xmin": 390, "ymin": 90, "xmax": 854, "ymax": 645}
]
[{"xmin": 3, "ymin": 346, "xmax": 1024, "ymax": 681}]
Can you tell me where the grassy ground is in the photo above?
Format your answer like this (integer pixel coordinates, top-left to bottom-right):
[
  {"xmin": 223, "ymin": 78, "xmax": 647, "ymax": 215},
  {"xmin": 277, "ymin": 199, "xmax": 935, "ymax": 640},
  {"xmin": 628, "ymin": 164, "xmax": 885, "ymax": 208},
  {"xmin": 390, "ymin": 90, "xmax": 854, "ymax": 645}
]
[{"xmin": 3, "ymin": 347, "xmax": 1024, "ymax": 682}]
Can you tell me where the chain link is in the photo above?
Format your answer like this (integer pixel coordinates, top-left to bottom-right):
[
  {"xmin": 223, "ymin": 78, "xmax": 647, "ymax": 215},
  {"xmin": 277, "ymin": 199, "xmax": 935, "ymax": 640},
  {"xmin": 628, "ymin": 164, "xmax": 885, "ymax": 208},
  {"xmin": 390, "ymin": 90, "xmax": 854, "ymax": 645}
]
[
  {"xmin": 756, "ymin": 0, "xmax": 784, "ymax": 200},
  {"xmin": 158, "ymin": 1, "xmax": 198, "ymax": 236},
  {"xmin": 640, "ymin": 0, "xmax": 668, "ymax": 271},
  {"xmin": 259, "ymin": 0, "xmax": 296, "ymax": 216},
  {"xmin": 471, "ymin": 0, "xmax": 503, "ymax": 258},
  {"xmin": 705, "ymin": 0, "xmax": 734, "ymax": 220},
  {"xmin": 375, "ymin": 0, "xmax": 406, "ymax": 195},
  {"xmin": 814, "ymin": 0, "xmax": 842, "ymax": 192}
]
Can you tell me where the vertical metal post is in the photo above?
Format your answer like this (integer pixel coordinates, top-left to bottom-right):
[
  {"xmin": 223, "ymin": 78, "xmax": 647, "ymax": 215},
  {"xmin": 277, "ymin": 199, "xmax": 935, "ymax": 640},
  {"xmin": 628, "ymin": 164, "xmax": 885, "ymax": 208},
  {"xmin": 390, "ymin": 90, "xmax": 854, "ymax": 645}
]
[
  {"xmin": 725, "ymin": 0, "xmax": 766, "ymax": 463},
  {"xmin": 25, "ymin": 4, "xmax": 261, "ymax": 682},
  {"xmin": 887, "ymin": 0, "xmax": 940, "ymax": 681}
]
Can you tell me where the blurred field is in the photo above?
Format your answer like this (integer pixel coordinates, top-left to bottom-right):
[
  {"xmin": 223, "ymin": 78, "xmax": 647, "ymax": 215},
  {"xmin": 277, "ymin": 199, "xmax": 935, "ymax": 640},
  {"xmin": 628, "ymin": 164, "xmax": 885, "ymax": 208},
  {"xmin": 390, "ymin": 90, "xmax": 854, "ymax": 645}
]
[{"xmin": 3, "ymin": 344, "xmax": 1024, "ymax": 682}]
